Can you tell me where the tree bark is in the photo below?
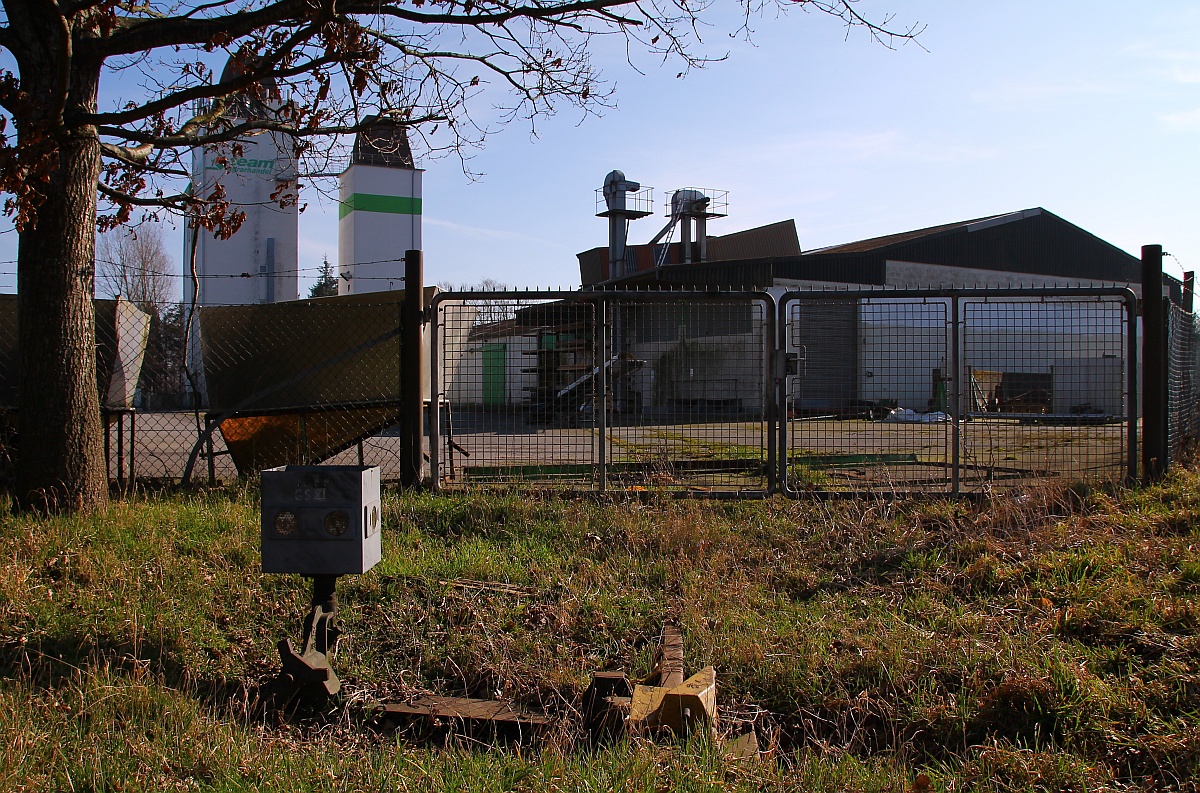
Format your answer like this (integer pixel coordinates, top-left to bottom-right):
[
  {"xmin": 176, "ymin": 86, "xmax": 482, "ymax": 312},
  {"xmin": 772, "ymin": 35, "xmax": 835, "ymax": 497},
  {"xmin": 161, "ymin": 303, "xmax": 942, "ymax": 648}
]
[{"xmin": 13, "ymin": 47, "xmax": 108, "ymax": 512}]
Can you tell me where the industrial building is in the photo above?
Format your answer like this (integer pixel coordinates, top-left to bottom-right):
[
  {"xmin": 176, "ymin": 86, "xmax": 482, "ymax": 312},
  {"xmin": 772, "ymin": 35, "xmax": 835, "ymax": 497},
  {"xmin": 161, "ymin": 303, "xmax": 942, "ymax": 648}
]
[
  {"xmin": 448, "ymin": 172, "xmax": 1175, "ymax": 424},
  {"xmin": 577, "ymin": 205, "xmax": 1148, "ymax": 291},
  {"xmin": 176, "ymin": 66, "xmax": 428, "ymax": 470},
  {"xmin": 185, "ymin": 60, "xmax": 421, "ymax": 307},
  {"xmin": 338, "ymin": 117, "xmax": 423, "ymax": 295},
  {"xmin": 577, "ymin": 200, "xmax": 1161, "ymax": 416}
]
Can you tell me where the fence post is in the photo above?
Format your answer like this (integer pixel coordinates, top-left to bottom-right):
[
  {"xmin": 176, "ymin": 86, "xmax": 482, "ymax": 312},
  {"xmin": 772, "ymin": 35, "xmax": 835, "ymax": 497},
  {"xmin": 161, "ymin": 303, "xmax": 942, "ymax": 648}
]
[
  {"xmin": 103, "ymin": 412, "xmax": 111, "ymax": 484},
  {"xmin": 778, "ymin": 298, "xmax": 790, "ymax": 494},
  {"xmin": 1126, "ymin": 292, "xmax": 1139, "ymax": 485},
  {"xmin": 116, "ymin": 411, "xmax": 125, "ymax": 489},
  {"xmin": 428, "ymin": 294, "xmax": 441, "ymax": 490},
  {"xmin": 597, "ymin": 295, "xmax": 607, "ymax": 492},
  {"xmin": 765, "ymin": 297, "xmax": 777, "ymax": 494},
  {"xmin": 206, "ymin": 415, "xmax": 216, "ymax": 486},
  {"xmin": 950, "ymin": 297, "xmax": 961, "ymax": 496},
  {"xmin": 129, "ymin": 410, "xmax": 136, "ymax": 489},
  {"xmin": 400, "ymin": 250, "xmax": 424, "ymax": 488},
  {"xmin": 1142, "ymin": 244, "xmax": 1167, "ymax": 482}
]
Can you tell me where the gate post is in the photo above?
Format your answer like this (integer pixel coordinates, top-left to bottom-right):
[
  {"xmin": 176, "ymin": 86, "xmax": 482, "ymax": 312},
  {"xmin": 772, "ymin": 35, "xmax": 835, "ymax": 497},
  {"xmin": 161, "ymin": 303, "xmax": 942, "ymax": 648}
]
[
  {"xmin": 950, "ymin": 297, "xmax": 961, "ymax": 495},
  {"xmin": 1126, "ymin": 291, "xmax": 1139, "ymax": 485},
  {"xmin": 777, "ymin": 296, "xmax": 792, "ymax": 494},
  {"xmin": 1142, "ymin": 244, "xmax": 1166, "ymax": 482},
  {"xmin": 765, "ymin": 295, "xmax": 777, "ymax": 494},
  {"xmin": 429, "ymin": 293, "xmax": 441, "ymax": 490},
  {"xmin": 597, "ymin": 295, "xmax": 607, "ymax": 492},
  {"xmin": 400, "ymin": 250, "xmax": 424, "ymax": 488}
]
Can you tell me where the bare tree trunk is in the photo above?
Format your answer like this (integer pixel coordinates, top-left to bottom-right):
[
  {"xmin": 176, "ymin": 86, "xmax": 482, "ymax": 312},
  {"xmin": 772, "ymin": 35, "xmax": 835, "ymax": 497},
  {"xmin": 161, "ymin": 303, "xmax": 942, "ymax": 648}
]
[{"xmin": 13, "ymin": 55, "xmax": 107, "ymax": 513}]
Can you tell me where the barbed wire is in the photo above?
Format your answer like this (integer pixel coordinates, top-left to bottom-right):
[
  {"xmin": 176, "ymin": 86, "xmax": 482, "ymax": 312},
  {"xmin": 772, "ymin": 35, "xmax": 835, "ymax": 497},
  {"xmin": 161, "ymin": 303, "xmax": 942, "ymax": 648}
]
[{"xmin": 0, "ymin": 256, "xmax": 419, "ymax": 280}]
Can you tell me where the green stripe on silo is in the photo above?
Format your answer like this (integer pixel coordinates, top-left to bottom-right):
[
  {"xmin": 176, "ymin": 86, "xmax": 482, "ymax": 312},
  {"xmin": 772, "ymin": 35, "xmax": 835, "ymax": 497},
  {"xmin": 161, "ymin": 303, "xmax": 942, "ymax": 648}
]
[{"xmin": 338, "ymin": 194, "xmax": 422, "ymax": 219}]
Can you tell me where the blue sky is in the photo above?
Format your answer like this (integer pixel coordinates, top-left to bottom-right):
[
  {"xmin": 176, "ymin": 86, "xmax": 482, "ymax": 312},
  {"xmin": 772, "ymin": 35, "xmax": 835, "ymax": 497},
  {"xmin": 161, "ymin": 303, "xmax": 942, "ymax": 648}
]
[{"xmin": 0, "ymin": 1, "xmax": 1196, "ymax": 293}]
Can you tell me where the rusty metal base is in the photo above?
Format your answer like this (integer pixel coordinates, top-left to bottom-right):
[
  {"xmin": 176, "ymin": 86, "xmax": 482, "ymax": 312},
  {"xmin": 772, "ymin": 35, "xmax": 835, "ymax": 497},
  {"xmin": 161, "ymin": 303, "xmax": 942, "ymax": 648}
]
[{"xmin": 268, "ymin": 575, "xmax": 342, "ymax": 704}]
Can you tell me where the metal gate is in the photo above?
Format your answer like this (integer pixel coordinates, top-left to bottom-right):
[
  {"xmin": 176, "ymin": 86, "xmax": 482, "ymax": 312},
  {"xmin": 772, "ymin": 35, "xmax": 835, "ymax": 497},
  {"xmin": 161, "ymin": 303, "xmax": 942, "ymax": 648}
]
[
  {"xmin": 429, "ymin": 290, "xmax": 775, "ymax": 494},
  {"xmin": 779, "ymin": 287, "xmax": 1137, "ymax": 496}
]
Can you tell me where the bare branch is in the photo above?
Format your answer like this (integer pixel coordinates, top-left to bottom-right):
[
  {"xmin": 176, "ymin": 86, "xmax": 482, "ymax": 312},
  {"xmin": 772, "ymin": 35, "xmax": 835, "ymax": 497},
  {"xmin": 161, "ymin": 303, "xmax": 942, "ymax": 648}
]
[
  {"xmin": 96, "ymin": 106, "xmax": 444, "ymax": 152},
  {"xmin": 90, "ymin": 0, "xmax": 312, "ymax": 56},
  {"xmin": 93, "ymin": 0, "xmax": 646, "ymax": 57},
  {"xmin": 99, "ymin": 141, "xmax": 188, "ymax": 175},
  {"xmin": 97, "ymin": 180, "xmax": 191, "ymax": 209},
  {"xmin": 78, "ymin": 26, "xmax": 345, "ymax": 127}
]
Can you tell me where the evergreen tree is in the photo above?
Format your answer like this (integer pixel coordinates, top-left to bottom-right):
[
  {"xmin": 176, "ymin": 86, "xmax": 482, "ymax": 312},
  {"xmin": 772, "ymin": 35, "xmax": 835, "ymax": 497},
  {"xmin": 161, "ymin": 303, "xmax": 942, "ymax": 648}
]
[{"xmin": 309, "ymin": 257, "xmax": 338, "ymax": 299}]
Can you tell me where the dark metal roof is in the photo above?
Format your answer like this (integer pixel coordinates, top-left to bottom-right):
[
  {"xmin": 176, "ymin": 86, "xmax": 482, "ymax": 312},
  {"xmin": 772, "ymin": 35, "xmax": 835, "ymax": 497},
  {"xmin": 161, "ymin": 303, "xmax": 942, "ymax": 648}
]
[
  {"xmin": 596, "ymin": 257, "xmax": 780, "ymax": 289},
  {"xmin": 579, "ymin": 207, "xmax": 1149, "ymax": 292},
  {"xmin": 594, "ymin": 255, "xmax": 889, "ymax": 289},
  {"xmin": 806, "ymin": 213, "xmax": 1008, "ymax": 254},
  {"xmin": 706, "ymin": 219, "xmax": 801, "ymax": 260},
  {"xmin": 802, "ymin": 208, "xmax": 1142, "ymax": 283},
  {"xmin": 578, "ymin": 220, "xmax": 802, "ymax": 286}
]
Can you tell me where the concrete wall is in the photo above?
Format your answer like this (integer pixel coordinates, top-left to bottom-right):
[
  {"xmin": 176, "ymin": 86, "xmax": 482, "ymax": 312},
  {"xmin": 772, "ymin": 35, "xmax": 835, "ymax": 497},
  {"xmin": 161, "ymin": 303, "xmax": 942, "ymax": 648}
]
[
  {"xmin": 885, "ymin": 260, "xmax": 1132, "ymax": 290},
  {"xmin": 627, "ymin": 330, "xmax": 767, "ymax": 413}
]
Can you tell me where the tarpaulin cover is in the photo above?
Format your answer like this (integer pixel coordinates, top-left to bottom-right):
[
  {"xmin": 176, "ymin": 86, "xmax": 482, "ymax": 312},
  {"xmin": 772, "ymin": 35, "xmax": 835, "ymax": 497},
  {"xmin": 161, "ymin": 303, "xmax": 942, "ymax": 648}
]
[{"xmin": 198, "ymin": 289, "xmax": 441, "ymax": 473}]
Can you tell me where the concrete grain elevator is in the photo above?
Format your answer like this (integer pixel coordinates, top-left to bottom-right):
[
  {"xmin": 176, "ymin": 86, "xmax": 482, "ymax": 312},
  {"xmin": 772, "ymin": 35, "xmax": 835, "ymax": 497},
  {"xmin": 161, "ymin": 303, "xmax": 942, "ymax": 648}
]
[
  {"xmin": 183, "ymin": 58, "xmax": 300, "ymax": 307},
  {"xmin": 337, "ymin": 117, "xmax": 423, "ymax": 295}
]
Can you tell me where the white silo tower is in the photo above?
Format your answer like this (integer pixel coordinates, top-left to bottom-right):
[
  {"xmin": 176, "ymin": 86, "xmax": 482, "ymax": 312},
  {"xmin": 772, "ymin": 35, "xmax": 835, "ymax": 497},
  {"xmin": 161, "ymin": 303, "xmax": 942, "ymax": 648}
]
[
  {"xmin": 337, "ymin": 118, "xmax": 422, "ymax": 295},
  {"xmin": 183, "ymin": 58, "xmax": 299, "ymax": 307}
]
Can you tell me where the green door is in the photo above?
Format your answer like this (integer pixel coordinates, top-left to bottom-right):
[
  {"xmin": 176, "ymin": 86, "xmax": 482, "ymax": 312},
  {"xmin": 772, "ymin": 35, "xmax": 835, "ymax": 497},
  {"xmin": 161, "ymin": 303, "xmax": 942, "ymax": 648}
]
[{"xmin": 483, "ymin": 343, "xmax": 506, "ymax": 405}]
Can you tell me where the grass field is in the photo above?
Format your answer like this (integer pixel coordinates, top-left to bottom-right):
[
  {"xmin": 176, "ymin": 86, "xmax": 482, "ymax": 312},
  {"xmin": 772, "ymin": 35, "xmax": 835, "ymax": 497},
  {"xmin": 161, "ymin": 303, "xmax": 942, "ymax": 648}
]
[{"xmin": 1, "ymin": 473, "xmax": 1198, "ymax": 791}]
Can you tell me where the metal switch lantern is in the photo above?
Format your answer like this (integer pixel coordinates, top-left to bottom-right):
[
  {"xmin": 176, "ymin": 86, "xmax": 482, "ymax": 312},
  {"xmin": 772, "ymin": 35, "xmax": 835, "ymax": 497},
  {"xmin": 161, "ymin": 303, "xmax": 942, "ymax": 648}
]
[
  {"xmin": 260, "ymin": 464, "xmax": 382, "ymax": 701},
  {"xmin": 261, "ymin": 464, "xmax": 382, "ymax": 576}
]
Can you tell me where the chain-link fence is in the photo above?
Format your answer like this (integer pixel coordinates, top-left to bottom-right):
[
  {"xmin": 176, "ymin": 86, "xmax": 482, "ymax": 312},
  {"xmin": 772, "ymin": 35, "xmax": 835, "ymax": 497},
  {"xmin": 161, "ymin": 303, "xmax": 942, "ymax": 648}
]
[
  {"xmin": 0, "ymin": 294, "xmax": 418, "ymax": 486},
  {"xmin": 1167, "ymin": 302, "xmax": 1200, "ymax": 463},
  {"xmin": 0, "ymin": 285, "xmax": 1162, "ymax": 495},
  {"xmin": 783, "ymin": 294, "xmax": 953, "ymax": 493},
  {"xmin": 959, "ymin": 295, "xmax": 1132, "ymax": 491}
]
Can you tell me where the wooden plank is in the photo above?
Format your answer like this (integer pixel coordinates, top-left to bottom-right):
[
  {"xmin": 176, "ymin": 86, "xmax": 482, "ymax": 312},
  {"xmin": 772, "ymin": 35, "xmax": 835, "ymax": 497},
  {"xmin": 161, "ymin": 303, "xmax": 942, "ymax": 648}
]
[
  {"xmin": 657, "ymin": 625, "xmax": 685, "ymax": 689},
  {"xmin": 381, "ymin": 696, "xmax": 549, "ymax": 726}
]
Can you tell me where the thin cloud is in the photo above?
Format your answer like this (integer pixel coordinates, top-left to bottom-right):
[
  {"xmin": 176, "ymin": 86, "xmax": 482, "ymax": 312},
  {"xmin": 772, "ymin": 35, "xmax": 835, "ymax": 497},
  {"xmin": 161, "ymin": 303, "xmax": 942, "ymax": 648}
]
[
  {"xmin": 1160, "ymin": 51, "xmax": 1200, "ymax": 84},
  {"xmin": 1125, "ymin": 43, "xmax": 1200, "ymax": 84},
  {"xmin": 715, "ymin": 130, "xmax": 998, "ymax": 169},
  {"xmin": 1160, "ymin": 108, "xmax": 1200, "ymax": 131},
  {"xmin": 969, "ymin": 78, "xmax": 1121, "ymax": 108},
  {"xmin": 424, "ymin": 216, "xmax": 570, "ymax": 249}
]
